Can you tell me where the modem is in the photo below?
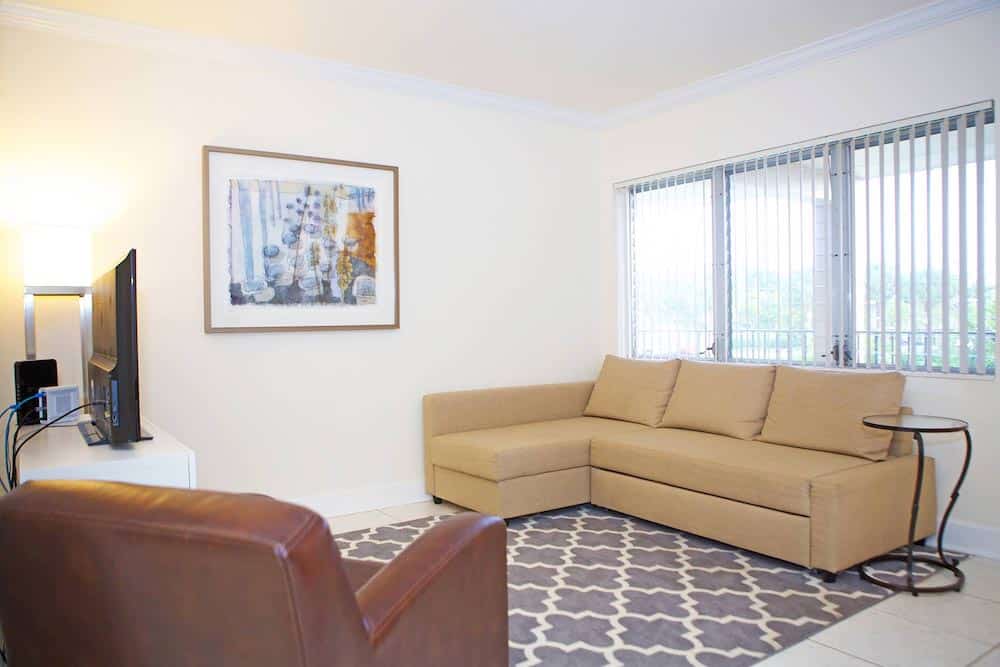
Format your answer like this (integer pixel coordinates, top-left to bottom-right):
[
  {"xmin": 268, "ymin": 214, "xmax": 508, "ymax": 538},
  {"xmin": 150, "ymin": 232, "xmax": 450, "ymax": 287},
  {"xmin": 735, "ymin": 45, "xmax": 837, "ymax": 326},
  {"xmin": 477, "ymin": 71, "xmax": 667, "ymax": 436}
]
[{"xmin": 13, "ymin": 359, "xmax": 58, "ymax": 426}]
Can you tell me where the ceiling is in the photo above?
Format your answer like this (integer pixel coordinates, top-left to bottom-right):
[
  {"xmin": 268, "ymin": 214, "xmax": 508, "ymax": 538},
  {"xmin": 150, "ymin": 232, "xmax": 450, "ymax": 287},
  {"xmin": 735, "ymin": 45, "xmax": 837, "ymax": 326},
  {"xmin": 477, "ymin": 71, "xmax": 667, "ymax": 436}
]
[{"xmin": 23, "ymin": 0, "xmax": 934, "ymax": 113}]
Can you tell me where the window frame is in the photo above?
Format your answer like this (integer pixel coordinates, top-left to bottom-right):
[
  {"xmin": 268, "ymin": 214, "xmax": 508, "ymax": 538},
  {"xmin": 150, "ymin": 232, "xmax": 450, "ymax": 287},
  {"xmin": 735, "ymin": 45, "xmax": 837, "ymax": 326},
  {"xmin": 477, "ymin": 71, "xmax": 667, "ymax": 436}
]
[{"xmin": 621, "ymin": 104, "xmax": 997, "ymax": 378}]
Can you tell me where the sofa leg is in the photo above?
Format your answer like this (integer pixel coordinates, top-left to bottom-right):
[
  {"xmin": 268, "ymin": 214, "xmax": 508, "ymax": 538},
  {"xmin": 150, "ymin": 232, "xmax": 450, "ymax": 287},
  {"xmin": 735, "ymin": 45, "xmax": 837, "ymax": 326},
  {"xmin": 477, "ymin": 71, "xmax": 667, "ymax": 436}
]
[
  {"xmin": 819, "ymin": 570, "xmax": 838, "ymax": 584},
  {"xmin": 432, "ymin": 496, "xmax": 443, "ymax": 505}
]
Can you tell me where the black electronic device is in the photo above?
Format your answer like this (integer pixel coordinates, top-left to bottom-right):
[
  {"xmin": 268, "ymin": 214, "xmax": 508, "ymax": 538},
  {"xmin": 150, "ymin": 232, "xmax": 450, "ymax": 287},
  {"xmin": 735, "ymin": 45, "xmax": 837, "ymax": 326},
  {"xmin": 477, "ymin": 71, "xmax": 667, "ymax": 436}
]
[
  {"xmin": 86, "ymin": 249, "xmax": 148, "ymax": 446},
  {"xmin": 13, "ymin": 359, "xmax": 58, "ymax": 426}
]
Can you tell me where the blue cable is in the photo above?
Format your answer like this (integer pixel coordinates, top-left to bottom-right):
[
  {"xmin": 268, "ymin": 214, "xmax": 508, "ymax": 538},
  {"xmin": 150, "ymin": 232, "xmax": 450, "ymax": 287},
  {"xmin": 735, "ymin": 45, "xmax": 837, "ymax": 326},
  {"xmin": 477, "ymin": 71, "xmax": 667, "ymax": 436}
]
[
  {"xmin": 0, "ymin": 390, "xmax": 36, "ymax": 423},
  {"xmin": 2, "ymin": 412, "xmax": 13, "ymax": 492},
  {"xmin": 2, "ymin": 393, "xmax": 42, "ymax": 419},
  {"xmin": 3, "ymin": 392, "xmax": 43, "ymax": 491}
]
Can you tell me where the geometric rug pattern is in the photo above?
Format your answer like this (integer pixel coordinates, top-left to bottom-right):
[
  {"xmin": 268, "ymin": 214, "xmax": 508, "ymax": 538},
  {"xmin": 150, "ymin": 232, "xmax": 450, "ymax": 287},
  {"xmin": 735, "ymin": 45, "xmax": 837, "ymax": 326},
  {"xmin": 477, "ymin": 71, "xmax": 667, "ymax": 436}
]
[{"xmin": 335, "ymin": 504, "xmax": 954, "ymax": 666}]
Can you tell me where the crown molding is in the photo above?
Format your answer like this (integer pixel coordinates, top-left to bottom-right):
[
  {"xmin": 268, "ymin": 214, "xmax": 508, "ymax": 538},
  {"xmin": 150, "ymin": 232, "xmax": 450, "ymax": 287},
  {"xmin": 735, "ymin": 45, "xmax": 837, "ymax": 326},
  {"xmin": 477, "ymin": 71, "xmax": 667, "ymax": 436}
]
[
  {"xmin": 601, "ymin": 0, "xmax": 1000, "ymax": 128},
  {"xmin": 1, "ymin": 0, "xmax": 998, "ymax": 130},
  {"xmin": 0, "ymin": 1, "xmax": 602, "ymax": 128}
]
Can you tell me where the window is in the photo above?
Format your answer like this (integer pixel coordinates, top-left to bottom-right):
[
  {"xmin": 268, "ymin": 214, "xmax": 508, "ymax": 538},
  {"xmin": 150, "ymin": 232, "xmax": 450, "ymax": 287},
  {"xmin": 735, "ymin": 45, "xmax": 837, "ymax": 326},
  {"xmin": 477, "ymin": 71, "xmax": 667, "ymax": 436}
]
[
  {"xmin": 621, "ymin": 102, "xmax": 997, "ymax": 376},
  {"xmin": 628, "ymin": 170, "xmax": 716, "ymax": 358}
]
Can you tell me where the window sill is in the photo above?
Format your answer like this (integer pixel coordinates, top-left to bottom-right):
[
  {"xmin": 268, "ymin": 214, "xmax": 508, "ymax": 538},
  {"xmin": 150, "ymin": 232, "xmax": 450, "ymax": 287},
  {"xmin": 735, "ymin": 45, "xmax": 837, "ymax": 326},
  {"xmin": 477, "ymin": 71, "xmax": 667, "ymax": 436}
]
[
  {"xmin": 629, "ymin": 354, "xmax": 996, "ymax": 382},
  {"xmin": 899, "ymin": 370, "xmax": 996, "ymax": 382}
]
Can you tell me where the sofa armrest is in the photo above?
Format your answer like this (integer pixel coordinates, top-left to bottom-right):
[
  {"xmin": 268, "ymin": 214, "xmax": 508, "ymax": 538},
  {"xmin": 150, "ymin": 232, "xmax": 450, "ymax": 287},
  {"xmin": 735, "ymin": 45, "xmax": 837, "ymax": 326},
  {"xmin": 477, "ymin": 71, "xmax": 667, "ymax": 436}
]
[
  {"xmin": 356, "ymin": 513, "xmax": 508, "ymax": 667},
  {"xmin": 423, "ymin": 381, "xmax": 594, "ymax": 492},
  {"xmin": 423, "ymin": 382, "xmax": 594, "ymax": 437},
  {"xmin": 810, "ymin": 455, "xmax": 937, "ymax": 573}
]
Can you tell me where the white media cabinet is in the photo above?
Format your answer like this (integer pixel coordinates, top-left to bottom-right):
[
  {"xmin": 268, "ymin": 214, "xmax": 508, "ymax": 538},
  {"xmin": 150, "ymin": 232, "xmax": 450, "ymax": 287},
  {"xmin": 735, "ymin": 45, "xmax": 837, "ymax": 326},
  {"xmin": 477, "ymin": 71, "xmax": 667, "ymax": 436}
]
[{"xmin": 17, "ymin": 415, "xmax": 196, "ymax": 489}]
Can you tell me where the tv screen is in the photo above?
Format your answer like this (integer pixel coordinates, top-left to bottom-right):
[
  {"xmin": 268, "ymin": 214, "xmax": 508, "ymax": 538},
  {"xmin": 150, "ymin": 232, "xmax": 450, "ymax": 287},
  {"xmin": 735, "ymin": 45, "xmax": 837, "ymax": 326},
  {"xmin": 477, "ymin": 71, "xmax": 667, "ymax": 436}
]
[{"xmin": 85, "ymin": 249, "xmax": 144, "ymax": 445}]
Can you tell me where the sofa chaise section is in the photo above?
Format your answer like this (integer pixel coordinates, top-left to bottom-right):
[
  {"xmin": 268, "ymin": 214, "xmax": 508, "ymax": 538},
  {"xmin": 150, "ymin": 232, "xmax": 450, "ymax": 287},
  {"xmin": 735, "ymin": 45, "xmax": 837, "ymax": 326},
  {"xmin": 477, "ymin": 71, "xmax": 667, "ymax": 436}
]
[{"xmin": 423, "ymin": 382, "xmax": 652, "ymax": 517}]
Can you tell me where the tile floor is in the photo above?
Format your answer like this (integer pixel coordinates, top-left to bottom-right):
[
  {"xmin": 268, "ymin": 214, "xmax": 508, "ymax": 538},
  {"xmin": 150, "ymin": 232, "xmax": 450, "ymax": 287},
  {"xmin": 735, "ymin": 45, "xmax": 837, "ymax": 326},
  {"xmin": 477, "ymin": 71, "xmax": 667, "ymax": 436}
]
[
  {"xmin": 326, "ymin": 499, "xmax": 460, "ymax": 535},
  {"xmin": 328, "ymin": 502, "xmax": 1000, "ymax": 667}
]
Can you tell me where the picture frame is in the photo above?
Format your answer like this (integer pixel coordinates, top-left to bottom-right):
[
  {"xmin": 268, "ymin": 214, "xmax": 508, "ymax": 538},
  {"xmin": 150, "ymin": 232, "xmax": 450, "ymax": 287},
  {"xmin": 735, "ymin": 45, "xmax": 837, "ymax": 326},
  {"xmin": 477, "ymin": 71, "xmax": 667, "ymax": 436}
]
[{"xmin": 202, "ymin": 146, "xmax": 399, "ymax": 333}]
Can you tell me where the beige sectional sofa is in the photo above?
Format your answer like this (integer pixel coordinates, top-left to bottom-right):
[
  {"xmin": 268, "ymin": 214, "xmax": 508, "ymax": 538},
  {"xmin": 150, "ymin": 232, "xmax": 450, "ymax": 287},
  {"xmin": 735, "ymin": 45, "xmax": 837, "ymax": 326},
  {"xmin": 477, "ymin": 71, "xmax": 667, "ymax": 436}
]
[{"xmin": 423, "ymin": 357, "xmax": 936, "ymax": 577}]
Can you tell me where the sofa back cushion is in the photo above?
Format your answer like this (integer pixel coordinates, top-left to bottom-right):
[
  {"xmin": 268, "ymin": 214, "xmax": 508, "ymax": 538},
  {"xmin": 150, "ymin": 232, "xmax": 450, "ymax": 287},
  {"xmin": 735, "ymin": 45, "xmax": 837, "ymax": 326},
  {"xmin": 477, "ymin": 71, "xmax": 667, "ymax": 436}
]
[
  {"xmin": 659, "ymin": 361, "xmax": 776, "ymax": 439},
  {"xmin": 757, "ymin": 366, "xmax": 905, "ymax": 460},
  {"xmin": 584, "ymin": 355, "xmax": 681, "ymax": 426}
]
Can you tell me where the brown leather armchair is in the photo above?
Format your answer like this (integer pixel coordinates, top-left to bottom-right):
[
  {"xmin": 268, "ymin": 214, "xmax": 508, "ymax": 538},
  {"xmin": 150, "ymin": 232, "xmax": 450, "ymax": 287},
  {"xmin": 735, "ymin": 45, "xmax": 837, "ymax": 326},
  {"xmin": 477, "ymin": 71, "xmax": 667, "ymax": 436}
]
[{"xmin": 0, "ymin": 480, "xmax": 508, "ymax": 667}]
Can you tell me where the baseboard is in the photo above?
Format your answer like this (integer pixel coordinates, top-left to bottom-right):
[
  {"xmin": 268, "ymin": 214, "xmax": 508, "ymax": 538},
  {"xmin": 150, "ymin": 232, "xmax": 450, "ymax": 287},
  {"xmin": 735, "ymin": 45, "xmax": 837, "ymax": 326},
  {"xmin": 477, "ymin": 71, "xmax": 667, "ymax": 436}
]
[
  {"xmin": 287, "ymin": 479, "xmax": 430, "ymax": 518},
  {"xmin": 927, "ymin": 519, "xmax": 1000, "ymax": 560}
]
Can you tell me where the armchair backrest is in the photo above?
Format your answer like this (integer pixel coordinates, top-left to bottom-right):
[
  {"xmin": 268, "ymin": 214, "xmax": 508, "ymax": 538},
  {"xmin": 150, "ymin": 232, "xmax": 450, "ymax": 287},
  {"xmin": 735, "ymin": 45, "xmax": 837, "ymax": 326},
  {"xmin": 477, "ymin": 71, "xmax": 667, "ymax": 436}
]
[{"xmin": 0, "ymin": 480, "xmax": 372, "ymax": 667}]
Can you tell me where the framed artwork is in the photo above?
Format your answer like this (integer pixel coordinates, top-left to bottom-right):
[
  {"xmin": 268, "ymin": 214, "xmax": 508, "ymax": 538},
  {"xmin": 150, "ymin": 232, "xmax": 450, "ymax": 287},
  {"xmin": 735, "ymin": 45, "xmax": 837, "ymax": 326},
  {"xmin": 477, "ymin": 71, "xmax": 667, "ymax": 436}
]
[{"xmin": 202, "ymin": 146, "xmax": 399, "ymax": 332}]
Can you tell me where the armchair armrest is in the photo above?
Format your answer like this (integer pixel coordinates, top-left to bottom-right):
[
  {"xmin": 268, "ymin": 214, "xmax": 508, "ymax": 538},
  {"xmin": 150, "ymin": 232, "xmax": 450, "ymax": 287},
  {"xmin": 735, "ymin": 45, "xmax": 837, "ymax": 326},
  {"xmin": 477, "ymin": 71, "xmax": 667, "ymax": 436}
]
[
  {"xmin": 356, "ymin": 513, "xmax": 508, "ymax": 667},
  {"xmin": 810, "ymin": 455, "xmax": 937, "ymax": 573},
  {"xmin": 423, "ymin": 381, "xmax": 594, "ymax": 491}
]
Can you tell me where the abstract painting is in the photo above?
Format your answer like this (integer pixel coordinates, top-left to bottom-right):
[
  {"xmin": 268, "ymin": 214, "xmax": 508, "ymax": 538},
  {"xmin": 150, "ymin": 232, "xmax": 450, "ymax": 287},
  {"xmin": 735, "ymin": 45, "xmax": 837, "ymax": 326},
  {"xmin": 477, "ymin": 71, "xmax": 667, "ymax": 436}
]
[
  {"xmin": 227, "ymin": 179, "xmax": 376, "ymax": 306},
  {"xmin": 203, "ymin": 147, "xmax": 398, "ymax": 332}
]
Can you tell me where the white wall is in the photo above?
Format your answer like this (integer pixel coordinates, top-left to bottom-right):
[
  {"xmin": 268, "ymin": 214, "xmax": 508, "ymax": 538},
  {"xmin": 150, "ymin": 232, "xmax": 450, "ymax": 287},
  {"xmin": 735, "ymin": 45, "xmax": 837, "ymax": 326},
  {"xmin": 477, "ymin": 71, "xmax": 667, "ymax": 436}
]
[
  {"xmin": 0, "ymin": 25, "xmax": 602, "ymax": 510},
  {"xmin": 32, "ymin": 297, "xmax": 83, "ymax": 391},
  {"xmin": 0, "ymin": 228, "xmax": 23, "ymax": 410},
  {"xmin": 598, "ymin": 10, "xmax": 1000, "ymax": 555}
]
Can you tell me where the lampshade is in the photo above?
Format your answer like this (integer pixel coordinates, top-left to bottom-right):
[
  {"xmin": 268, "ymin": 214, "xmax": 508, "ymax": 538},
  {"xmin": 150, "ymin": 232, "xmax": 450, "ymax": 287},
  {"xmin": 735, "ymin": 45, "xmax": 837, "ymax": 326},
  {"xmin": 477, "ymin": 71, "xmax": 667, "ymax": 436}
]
[{"xmin": 22, "ymin": 225, "xmax": 92, "ymax": 287}]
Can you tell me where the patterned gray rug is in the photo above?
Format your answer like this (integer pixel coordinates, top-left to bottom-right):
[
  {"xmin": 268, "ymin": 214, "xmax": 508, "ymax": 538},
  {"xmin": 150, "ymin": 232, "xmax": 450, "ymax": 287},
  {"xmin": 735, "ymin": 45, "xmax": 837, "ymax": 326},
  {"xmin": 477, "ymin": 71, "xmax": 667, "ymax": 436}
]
[{"xmin": 334, "ymin": 504, "xmax": 955, "ymax": 666}]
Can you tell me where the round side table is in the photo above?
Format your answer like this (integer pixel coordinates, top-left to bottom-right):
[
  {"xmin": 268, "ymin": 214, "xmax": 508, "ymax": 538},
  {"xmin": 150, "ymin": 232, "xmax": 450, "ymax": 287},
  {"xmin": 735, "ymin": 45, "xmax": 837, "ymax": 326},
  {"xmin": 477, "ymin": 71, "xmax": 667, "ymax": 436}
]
[{"xmin": 858, "ymin": 414, "xmax": 972, "ymax": 595}]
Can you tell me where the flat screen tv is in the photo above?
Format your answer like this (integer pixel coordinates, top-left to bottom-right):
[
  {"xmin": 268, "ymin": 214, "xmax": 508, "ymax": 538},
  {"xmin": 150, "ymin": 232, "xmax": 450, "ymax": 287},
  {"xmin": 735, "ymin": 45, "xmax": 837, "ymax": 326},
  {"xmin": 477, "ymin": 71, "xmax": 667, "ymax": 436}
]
[{"xmin": 84, "ymin": 249, "xmax": 146, "ymax": 446}]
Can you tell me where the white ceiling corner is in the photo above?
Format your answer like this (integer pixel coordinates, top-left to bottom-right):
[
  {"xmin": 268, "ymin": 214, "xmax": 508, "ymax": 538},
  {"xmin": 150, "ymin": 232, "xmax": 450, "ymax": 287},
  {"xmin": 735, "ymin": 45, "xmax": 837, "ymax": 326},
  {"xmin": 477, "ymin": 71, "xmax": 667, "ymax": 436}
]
[
  {"xmin": 0, "ymin": 1, "xmax": 603, "ymax": 128},
  {"xmin": 0, "ymin": 0, "xmax": 997, "ymax": 129},
  {"xmin": 599, "ymin": 0, "xmax": 1000, "ymax": 128}
]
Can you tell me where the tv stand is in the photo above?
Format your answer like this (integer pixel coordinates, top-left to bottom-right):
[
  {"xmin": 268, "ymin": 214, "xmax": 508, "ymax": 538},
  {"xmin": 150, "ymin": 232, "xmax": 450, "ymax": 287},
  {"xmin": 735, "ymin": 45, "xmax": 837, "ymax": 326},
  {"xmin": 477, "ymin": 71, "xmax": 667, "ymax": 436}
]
[
  {"xmin": 18, "ymin": 415, "xmax": 196, "ymax": 489},
  {"xmin": 77, "ymin": 420, "xmax": 153, "ymax": 447}
]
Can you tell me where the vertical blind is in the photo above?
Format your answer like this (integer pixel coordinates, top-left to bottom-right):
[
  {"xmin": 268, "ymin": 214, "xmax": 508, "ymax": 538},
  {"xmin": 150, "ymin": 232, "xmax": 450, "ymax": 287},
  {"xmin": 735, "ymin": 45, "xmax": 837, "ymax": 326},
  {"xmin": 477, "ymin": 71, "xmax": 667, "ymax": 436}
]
[{"xmin": 622, "ymin": 101, "xmax": 997, "ymax": 375}]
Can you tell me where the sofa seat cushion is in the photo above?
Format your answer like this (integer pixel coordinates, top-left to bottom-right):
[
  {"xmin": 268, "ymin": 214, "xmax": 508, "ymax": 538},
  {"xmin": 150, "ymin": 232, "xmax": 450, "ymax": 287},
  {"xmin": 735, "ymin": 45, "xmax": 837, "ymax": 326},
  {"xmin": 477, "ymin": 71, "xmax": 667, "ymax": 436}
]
[
  {"xmin": 430, "ymin": 417, "xmax": 651, "ymax": 482},
  {"xmin": 591, "ymin": 428, "xmax": 870, "ymax": 516}
]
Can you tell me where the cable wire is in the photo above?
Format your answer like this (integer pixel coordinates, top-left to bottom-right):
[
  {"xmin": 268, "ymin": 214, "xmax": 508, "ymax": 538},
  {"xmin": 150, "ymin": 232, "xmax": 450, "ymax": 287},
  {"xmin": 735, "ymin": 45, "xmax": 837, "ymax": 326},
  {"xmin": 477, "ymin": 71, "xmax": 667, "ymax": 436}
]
[
  {"xmin": 6, "ymin": 412, "xmax": 33, "ymax": 491},
  {"xmin": 2, "ymin": 393, "xmax": 42, "ymax": 492},
  {"xmin": 9, "ymin": 402, "xmax": 105, "ymax": 489}
]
